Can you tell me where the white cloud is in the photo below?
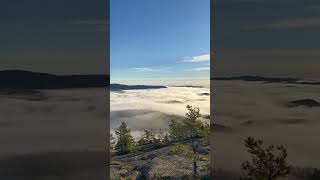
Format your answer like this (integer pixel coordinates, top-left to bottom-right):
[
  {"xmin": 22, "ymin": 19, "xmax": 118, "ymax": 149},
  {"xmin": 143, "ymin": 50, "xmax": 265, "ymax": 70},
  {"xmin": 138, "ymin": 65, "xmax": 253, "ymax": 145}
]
[
  {"xmin": 185, "ymin": 67, "xmax": 210, "ymax": 71},
  {"xmin": 128, "ymin": 67, "xmax": 171, "ymax": 72},
  {"xmin": 182, "ymin": 54, "xmax": 210, "ymax": 63}
]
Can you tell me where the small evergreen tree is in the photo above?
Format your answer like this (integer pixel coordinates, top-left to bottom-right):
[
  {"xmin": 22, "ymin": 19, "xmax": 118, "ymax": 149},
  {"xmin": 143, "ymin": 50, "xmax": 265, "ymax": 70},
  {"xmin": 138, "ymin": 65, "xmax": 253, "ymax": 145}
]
[
  {"xmin": 169, "ymin": 119, "xmax": 185, "ymax": 141},
  {"xmin": 137, "ymin": 134, "xmax": 147, "ymax": 146},
  {"xmin": 144, "ymin": 130, "xmax": 154, "ymax": 144},
  {"xmin": 163, "ymin": 133, "xmax": 170, "ymax": 143},
  {"xmin": 156, "ymin": 134, "xmax": 162, "ymax": 143},
  {"xmin": 110, "ymin": 133, "xmax": 116, "ymax": 150},
  {"xmin": 183, "ymin": 105, "xmax": 203, "ymax": 178},
  {"xmin": 199, "ymin": 121, "xmax": 210, "ymax": 145},
  {"xmin": 241, "ymin": 137, "xmax": 291, "ymax": 180},
  {"xmin": 115, "ymin": 121, "xmax": 136, "ymax": 154},
  {"xmin": 169, "ymin": 105, "xmax": 209, "ymax": 178}
]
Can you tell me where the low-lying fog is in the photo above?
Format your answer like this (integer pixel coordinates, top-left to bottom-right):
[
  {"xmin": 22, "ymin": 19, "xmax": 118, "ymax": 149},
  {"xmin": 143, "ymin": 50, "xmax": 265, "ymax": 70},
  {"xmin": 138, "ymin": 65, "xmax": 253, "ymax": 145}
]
[
  {"xmin": 213, "ymin": 80, "xmax": 320, "ymax": 174},
  {"xmin": 111, "ymin": 86, "xmax": 210, "ymax": 137},
  {"xmin": 0, "ymin": 88, "xmax": 108, "ymax": 179}
]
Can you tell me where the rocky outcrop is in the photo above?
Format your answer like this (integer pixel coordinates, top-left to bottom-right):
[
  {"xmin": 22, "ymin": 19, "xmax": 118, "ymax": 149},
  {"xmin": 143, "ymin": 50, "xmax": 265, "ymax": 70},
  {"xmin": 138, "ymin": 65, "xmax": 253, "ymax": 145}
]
[{"xmin": 110, "ymin": 140, "xmax": 210, "ymax": 179}]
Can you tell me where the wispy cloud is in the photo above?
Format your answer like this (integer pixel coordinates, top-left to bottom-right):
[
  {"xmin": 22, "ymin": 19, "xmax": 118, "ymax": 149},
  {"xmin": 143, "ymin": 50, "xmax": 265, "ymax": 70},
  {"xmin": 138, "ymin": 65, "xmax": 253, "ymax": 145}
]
[
  {"xmin": 129, "ymin": 67, "xmax": 172, "ymax": 72},
  {"xmin": 243, "ymin": 17, "xmax": 320, "ymax": 31},
  {"xmin": 185, "ymin": 67, "xmax": 210, "ymax": 71},
  {"xmin": 181, "ymin": 54, "xmax": 210, "ymax": 63}
]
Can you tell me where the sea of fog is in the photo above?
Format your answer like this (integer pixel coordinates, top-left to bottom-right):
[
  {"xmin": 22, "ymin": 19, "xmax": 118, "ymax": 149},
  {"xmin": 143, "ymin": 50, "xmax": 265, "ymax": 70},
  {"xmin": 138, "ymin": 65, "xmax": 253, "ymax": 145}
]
[
  {"xmin": 110, "ymin": 78, "xmax": 210, "ymax": 137},
  {"xmin": 111, "ymin": 77, "xmax": 210, "ymax": 88}
]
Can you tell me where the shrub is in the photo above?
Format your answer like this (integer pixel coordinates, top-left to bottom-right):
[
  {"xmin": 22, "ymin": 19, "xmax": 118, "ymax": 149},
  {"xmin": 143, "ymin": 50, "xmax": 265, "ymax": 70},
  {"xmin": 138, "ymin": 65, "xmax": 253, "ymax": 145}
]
[{"xmin": 241, "ymin": 137, "xmax": 291, "ymax": 180}]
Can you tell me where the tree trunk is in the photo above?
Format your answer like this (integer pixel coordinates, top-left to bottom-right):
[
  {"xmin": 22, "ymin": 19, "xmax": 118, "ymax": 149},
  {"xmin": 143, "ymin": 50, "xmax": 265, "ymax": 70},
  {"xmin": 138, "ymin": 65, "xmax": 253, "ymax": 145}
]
[{"xmin": 193, "ymin": 160, "xmax": 198, "ymax": 179}]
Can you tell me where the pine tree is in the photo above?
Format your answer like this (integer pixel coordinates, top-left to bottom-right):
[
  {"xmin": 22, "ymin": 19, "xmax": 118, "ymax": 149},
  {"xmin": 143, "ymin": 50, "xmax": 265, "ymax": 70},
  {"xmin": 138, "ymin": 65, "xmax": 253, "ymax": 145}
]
[
  {"xmin": 156, "ymin": 134, "xmax": 162, "ymax": 143},
  {"xmin": 169, "ymin": 119, "xmax": 185, "ymax": 141},
  {"xmin": 110, "ymin": 133, "xmax": 116, "ymax": 150},
  {"xmin": 144, "ymin": 130, "xmax": 153, "ymax": 144},
  {"xmin": 115, "ymin": 121, "xmax": 136, "ymax": 154},
  {"xmin": 183, "ymin": 105, "xmax": 202, "ymax": 178},
  {"xmin": 169, "ymin": 105, "xmax": 209, "ymax": 178},
  {"xmin": 163, "ymin": 133, "xmax": 170, "ymax": 143},
  {"xmin": 241, "ymin": 137, "xmax": 291, "ymax": 180},
  {"xmin": 138, "ymin": 134, "xmax": 147, "ymax": 146}
]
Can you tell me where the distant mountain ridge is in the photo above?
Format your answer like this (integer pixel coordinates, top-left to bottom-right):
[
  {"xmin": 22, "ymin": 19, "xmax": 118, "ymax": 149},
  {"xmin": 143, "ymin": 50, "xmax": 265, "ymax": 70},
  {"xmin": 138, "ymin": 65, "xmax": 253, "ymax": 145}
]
[
  {"xmin": 0, "ymin": 70, "xmax": 109, "ymax": 89},
  {"xmin": 211, "ymin": 76, "xmax": 320, "ymax": 85},
  {"xmin": 110, "ymin": 84, "xmax": 167, "ymax": 91},
  {"xmin": 212, "ymin": 76, "xmax": 299, "ymax": 83}
]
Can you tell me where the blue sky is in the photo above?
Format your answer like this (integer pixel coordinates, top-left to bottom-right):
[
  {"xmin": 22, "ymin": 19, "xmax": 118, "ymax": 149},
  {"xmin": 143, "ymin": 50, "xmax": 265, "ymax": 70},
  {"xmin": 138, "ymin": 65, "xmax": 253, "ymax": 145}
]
[
  {"xmin": 110, "ymin": 0, "xmax": 210, "ymax": 79},
  {"xmin": 2, "ymin": 0, "xmax": 320, "ymax": 78}
]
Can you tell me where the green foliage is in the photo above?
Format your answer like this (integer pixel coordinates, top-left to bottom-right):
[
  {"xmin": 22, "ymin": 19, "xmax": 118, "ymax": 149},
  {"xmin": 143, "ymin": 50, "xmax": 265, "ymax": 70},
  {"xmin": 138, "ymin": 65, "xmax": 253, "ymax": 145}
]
[
  {"xmin": 200, "ymin": 121, "xmax": 210, "ymax": 145},
  {"xmin": 112, "ymin": 106, "xmax": 210, "ymax": 178},
  {"xmin": 137, "ymin": 130, "xmax": 159, "ymax": 146},
  {"xmin": 203, "ymin": 114, "xmax": 210, "ymax": 120},
  {"xmin": 144, "ymin": 130, "xmax": 155, "ymax": 144},
  {"xmin": 156, "ymin": 134, "xmax": 162, "ymax": 143},
  {"xmin": 115, "ymin": 121, "xmax": 136, "ymax": 154},
  {"xmin": 241, "ymin": 137, "xmax": 291, "ymax": 180},
  {"xmin": 110, "ymin": 133, "xmax": 116, "ymax": 150},
  {"xmin": 168, "ymin": 105, "xmax": 210, "ymax": 178},
  {"xmin": 137, "ymin": 135, "xmax": 147, "ymax": 146},
  {"xmin": 163, "ymin": 133, "xmax": 170, "ymax": 143},
  {"xmin": 169, "ymin": 119, "xmax": 185, "ymax": 141},
  {"xmin": 183, "ymin": 105, "xmax": 202, "ymax": 140},
  {"xmin": 169, "ymin": 105, "xmax": 210, "ymax": 142},
  {"xmin": 169, "ymin": 143, "xmax": 190, "ymax": 155},
  {"xmin": 170, "ymin": 143, "xmax": 209, "ymax": 178},
  {"xmin": 169, "ymin": 143, "xmax": 202, "ymax": 162}
]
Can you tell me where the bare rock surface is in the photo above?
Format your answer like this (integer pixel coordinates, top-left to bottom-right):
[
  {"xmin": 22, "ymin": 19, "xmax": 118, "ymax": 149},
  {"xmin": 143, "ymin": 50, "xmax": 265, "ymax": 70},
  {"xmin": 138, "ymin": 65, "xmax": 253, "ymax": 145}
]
[{"xmin": 110, "ymin": 140, "xmax": 210, "ymax": 179}]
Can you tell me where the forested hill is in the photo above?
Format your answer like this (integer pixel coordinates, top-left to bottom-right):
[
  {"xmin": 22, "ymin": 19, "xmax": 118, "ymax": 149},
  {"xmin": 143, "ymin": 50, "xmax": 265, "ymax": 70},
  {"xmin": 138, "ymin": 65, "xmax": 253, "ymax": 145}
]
[
  {"xmin": 0, "ymin": 70, "xmax": 109, "ymax": 89},
  {"xmin": 110, "ymin": 84, "xmax": 167, "ymax": 91}
]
